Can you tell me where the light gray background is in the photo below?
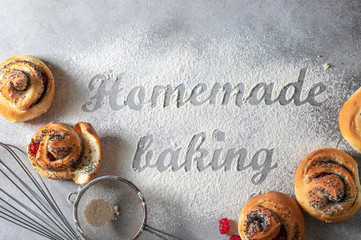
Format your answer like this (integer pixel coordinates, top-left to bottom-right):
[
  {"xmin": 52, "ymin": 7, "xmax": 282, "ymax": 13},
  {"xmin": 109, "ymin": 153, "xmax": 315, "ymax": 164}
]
[{"xmin": 0, "ymin": 1, "xmax": 361, "ymax": 240}]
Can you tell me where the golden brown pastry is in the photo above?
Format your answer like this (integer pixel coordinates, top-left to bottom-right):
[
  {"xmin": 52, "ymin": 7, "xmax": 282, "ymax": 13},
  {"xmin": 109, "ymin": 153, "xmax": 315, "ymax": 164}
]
[
  {"xmin": 238, "ymin": 191, "xmax": 305, "ymax": 240},
  {"xmin": 28, "ymin": 122, "xmax": 101, "ymax": 184},
  {"xmin": 294, "ymin": 148, "xmax": 361, "ymax": 222},
  {"xmin": 339, "ymin": 87, "xmax": 361, "ymax": 153},
  {"xmin": 0, "ymin": 55, "xmax": 55, "ymax": 123}
]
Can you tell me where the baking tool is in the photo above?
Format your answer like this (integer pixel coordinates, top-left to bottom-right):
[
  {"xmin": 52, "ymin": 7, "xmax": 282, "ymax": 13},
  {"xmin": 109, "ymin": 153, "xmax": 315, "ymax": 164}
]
[
  {"xmin": 67, "ymin": 175, "xmax": 182, "ymax": 240},
  {"xmin": 0, "ymin": 142, "xmax": 79, "ymax": 240}
]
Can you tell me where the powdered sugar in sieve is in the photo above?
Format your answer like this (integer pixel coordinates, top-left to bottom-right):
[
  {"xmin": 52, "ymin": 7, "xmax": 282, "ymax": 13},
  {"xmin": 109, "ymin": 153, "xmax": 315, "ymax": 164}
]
[{"xmin": 68, "ymin": 175, "xmax": 181, "ymax": 240}]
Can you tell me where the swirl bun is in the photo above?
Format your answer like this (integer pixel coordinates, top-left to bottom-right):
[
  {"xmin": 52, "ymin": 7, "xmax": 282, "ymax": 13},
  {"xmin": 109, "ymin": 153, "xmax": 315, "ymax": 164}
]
[
  {"xmin": 28, "ymin": 122, "xmax": 101, "ymax": 185},
  {"xmin": 294, "ymin": 148, "xmax": 361, "ymax": 222},
  {"xmin": 238, "ymin": 191, "xmax": 305, "ymax": 240},
  {"xmin": 339, "ymin": 87, "xmax": 361, "ymax": 153},
  {"xmin": 0, "ymin": 55, "xmax": 55, "ymax": 122}
]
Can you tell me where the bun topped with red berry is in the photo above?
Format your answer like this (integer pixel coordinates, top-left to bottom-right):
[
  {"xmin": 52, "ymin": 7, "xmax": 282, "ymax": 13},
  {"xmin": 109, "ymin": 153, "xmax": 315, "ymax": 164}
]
[
  {"xmin": 28, "ymin": 122, "xmax": 101, "ymax": 185},
  {"xmin": 0, "ymin": 55, "xmax": 55, "ymax": 123},
  {"xmin": 238, "ymin": 191, "xmax": 305, "ymax": 240}
]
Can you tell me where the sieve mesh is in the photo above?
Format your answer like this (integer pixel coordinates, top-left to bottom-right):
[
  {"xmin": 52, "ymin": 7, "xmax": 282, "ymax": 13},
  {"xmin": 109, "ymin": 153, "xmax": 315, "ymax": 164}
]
[{"xmin": 74, "ymin": 177, "xmax": 146, "ymax": 240}]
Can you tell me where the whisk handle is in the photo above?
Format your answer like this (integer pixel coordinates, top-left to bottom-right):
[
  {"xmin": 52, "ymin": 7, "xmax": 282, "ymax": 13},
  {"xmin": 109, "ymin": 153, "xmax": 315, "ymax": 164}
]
[{"xmin": 67, "ymin": 191, "xmax": 78, "ymax": 205}]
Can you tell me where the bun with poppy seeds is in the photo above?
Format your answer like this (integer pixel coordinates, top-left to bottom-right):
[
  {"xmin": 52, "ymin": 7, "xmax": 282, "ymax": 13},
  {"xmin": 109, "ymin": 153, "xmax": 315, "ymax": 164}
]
[
  {"xmin": 238, "ymin": 191, "xmax": 305, "ymax": 240},
  {"xmin": 0, "ymin": 55, "xmax": 55, "ymax": 123},
  {"xmin": 28, "ymin": 122, "xmax": 101, "ymax": 185},
  {"xmin": 294, "ymin": 148, "xmax": 361, "ymax": 222}
]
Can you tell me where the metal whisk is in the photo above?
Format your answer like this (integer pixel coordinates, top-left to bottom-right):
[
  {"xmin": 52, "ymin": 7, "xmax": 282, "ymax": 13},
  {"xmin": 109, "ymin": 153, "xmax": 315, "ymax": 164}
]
[{"xmin": 0, "ymin": 142, "xmax": 79, "ymax": 240}]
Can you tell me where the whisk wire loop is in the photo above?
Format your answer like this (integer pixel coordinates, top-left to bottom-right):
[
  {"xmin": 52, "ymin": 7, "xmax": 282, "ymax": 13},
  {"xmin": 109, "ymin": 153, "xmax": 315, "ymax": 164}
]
[{"xmin": 0, "ymin": 142, "xmax": 79, "ymax": 240}]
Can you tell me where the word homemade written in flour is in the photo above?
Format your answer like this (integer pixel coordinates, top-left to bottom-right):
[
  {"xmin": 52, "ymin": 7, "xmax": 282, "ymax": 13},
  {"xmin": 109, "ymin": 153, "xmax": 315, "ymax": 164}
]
[
  {"xmin": 82, "ymin": 68, "xmax": 326, "ymax": 112},
  {"xmin": 133, "ymin": 130, "xmax": 277, "ymax": 185}
]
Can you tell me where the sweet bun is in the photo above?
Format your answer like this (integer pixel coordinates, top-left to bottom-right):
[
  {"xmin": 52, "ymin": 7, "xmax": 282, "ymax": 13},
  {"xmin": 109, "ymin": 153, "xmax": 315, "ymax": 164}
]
[
  {"xmin": 339, "ymin": 87, "xmax": 361, "ymax": 153},
  {"xmin": 0, "ymin": 55, "xmax": 55, "ymax": 123},
  {"xmin": 238, "ymin": 191, "xmax": 305, "ymax": 240},
  {"xmin": 73, "ymin": 122, "xmax": 102, "ymax": 184},
  {"xmin": 294, "ymin": 148, "xmax": 361, "ymax": 222},
  {"xmin": 28, "ymin": 122, "xmax": 101, "ymax": 185}
]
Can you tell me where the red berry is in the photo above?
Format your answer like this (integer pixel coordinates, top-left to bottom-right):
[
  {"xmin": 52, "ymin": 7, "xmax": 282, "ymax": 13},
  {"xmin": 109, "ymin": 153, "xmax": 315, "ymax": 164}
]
[
  {"xmin": 230, "ymin": 235, "xmax": 241, "ymax": 240},
  {"xmin": 29, "ymin": 142, "xmax": 40, "ymax": 155},
  {"xmin": 219, "ymin": 218, "xmax": 230, "ymax": 234},
  {"xmin": 47, "ymin": 152, "xmax": 56, "ymax": 161}
]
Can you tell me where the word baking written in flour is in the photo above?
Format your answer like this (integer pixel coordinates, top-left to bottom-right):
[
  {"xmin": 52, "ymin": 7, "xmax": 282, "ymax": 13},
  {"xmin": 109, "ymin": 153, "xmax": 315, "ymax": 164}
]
[
  {"xmin": 82, "ymin": 68, "xmax": 327, "ymax": 112},
  {"xmin": 132, "ymin": 130, "xmax": 278, "ymax": 185}
]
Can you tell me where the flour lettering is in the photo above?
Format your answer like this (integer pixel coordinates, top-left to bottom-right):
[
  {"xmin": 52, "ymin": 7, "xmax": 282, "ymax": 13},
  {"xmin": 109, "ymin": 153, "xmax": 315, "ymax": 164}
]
[
  {"xmin": 82, "ymin": 68, "xmax": 327, "ymax": 112},
  {"xmin": 132, "ymin": 131, "xmax": 278, "ymax": 185}
]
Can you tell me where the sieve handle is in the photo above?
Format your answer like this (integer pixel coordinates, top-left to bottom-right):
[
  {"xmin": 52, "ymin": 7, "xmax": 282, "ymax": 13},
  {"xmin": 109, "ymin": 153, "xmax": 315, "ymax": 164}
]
[
  {"xmin": 144, "ymin": 224, "xmax": 182, "ymax": 240},
  {"xmin": 67, "ymin": 191, "xmax": 78, "ymax": 205}
]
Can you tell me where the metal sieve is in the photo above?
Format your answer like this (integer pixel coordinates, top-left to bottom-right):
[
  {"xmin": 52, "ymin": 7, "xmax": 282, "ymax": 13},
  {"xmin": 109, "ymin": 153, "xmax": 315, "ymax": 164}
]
[{"xmin": 67, "ymin": 175, "xmax": 181, "ymax": 240}]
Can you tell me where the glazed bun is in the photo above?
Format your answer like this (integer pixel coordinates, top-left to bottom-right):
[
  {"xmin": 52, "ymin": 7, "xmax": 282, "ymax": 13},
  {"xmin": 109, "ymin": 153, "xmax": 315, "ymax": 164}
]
[
  {"xmin": 339, "ymin": 87, "xmax": 361, "ymax": 153},
  {"xmin": 28, "ymin": 122, "xmax": 101, "ymax": 185},
  {"xmin": 238, "ymin": 191, "xmax": 305, "ymax": 240},
  {"xmin": 0, "ymin": 55, "xmax": 55, "ymax": 123},
  {"xmin": 294, "ymin": 148, "xmax": 361, "ymax": 222}
]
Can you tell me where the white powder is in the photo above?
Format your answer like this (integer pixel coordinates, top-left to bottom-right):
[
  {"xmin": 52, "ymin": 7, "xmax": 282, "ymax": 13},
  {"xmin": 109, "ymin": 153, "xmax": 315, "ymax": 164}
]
[
  {"xmin": 323, "ymin": 63, "xmax": 331, "ymax": 70},
  {"xmin": 84, "ymin": 199, "xmax": 118, "ymax": 227},
  {"xmin": 0, "ymin": 2, "xmax": 359, "ymax": 239},
  {"xmin": 51, "ymin": 29, "xmax": 348, "ymax": 238}
]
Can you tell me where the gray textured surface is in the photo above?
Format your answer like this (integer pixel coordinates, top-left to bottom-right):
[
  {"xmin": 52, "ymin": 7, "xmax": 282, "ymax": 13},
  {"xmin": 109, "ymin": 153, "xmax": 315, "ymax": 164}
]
[{"xmin": 0, "ymin": 1, "xmax": 361, "ymax": 239}]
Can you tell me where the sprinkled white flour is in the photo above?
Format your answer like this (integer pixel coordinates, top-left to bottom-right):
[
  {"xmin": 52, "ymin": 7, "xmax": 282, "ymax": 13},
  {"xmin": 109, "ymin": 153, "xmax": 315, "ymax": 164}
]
[
  {"xmin": 54, "ymin": 29, "xmax": 349, "ymax": 237},
  {"xmin": 84, "ymin": 199, "xmax": 118, "ymax": 227},
  {"xmin": 1, "ymin": 1, "xmax": 360, "ymax": 239}
]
